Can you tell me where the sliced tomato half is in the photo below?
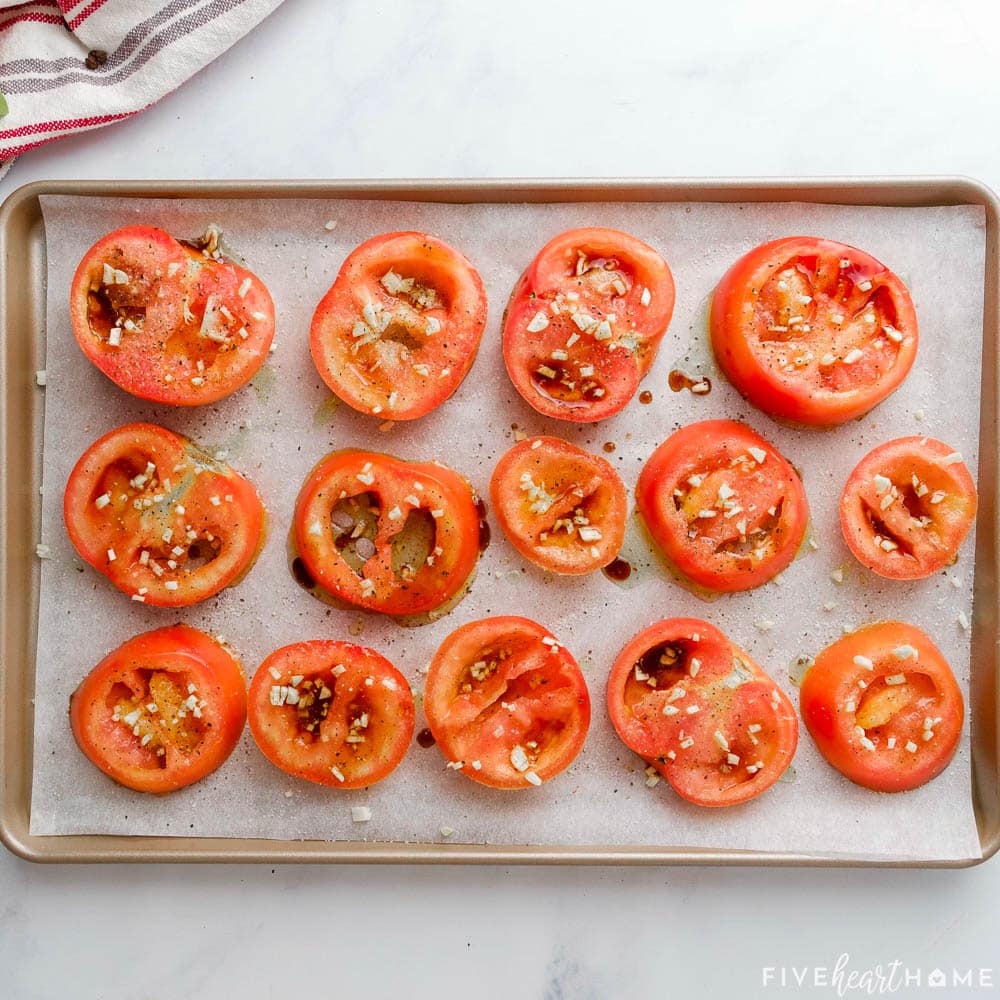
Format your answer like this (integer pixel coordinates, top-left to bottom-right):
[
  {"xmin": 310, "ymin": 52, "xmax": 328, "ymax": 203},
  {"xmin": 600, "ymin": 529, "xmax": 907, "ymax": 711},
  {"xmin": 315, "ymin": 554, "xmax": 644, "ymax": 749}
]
[
  {"xmin": 710, "ymin": 236, "xmax": 918, "ymax": 425},
  {"xmin": 503, "ymin": 227, "xmax": 675, "ymax": 422},
  {"xmin": 636, "ymin": 419, "xmax": 809, "ymax": 593},
  {"xmin": 490, "ymin": 435, "xmax": 627, "ymax": 575},
  {"xmin": 63, "ymin": 422, "xmax": 266, "ymax": 607},
  {"xmin": 293, "ymin": 449, "xmax": 481, "ymax": 617},
  {"xmin": 424, "ymin": 617, "xmax": 591, "ymax": 789},
  {"xmin": 310, "ymin": 232, "xmax": 487, "ymax": 420},
  {"xmin": 840, "ymin": 436, "xmax": 977, "ymax": 580},
  {"xmin": 70, "ymin": 225, "xmax": 275, "ymax": 405},
  {"xmin": 800, "ymin": 622, "xmax": 963, "ymax": 792},
  {"xmin": 69, "ymin": 625, "xmax": 246, "ymax": 793},
  {"xmin": 606, "ymin": 618, "xmax": 798, "ymax": 807},
  {"xmin": 248, "ymin": 640, "xmax": 414, "ymax": 789}
]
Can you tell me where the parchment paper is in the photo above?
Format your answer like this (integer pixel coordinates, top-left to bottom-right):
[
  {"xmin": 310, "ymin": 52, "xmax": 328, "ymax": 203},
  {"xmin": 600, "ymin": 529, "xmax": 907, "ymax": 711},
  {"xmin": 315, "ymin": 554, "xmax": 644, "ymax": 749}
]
[{"xmin": 30, "ymin": 194, "xmax": 986, "ymax": 861}]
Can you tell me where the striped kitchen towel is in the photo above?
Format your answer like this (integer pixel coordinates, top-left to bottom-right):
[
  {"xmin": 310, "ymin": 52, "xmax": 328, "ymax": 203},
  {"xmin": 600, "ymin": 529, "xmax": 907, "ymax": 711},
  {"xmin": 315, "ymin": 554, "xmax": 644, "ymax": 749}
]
[{"xmin": 0, "ymin": 0, "xmax": 286, "ymax": 169}]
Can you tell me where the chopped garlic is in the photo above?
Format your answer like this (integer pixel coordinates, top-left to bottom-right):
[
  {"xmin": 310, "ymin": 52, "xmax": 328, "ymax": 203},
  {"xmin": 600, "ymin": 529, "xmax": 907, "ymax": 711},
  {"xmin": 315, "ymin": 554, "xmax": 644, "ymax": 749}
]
[{"xmin": 526, "ymin": 311, "xmax": 549, "ymax": 333}]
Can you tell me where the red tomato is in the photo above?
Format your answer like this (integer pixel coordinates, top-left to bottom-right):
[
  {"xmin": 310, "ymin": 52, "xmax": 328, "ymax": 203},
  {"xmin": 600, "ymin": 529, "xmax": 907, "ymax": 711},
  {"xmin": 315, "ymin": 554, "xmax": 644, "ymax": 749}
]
[
  {"xmin": 310, "ymin": 232, "xmax": 487, "ymax": 420},
  {"xmin": 840, "ymin": 437, "xmax": 977, "ymax": 580},
  {"xmin": 63, "ymin": 422, "xmax": 265, "ymax": 607},
  {"xmin": 293, "ymin": 449, "xmax": 481, "ymax": 617},
  {"xmin": 490, "ymin": 435, "xmax": 627, "ymax": 575},
  {"xmin": 70, "ymin": 225, "xmax": 275, "ymax": 405},
  {"xmin": 636, "ymin": 419, "xmax": 809, "ymax": 593},
  {"xmin": 424, "ymin": 617, "xmax": 591, "ymax": 789},
  {"xmin": 503, "ymin": 227, "xmax": 675, "ymax": 422},
  {"xmin": 69, "ymin": 625, "xmax": 246, "ymax": 793},
  {"xmin": 710, "ymin": 236, "xmax": 918, "ymax": 425},
  {"xmin": 248, "ymin": 641, "xmax": 414, "ymax": 789},
  {"xmin": 800, "ymin": 622, "xmax": 963, "ymax": 792},
  {"xmin": 606, "ymin": 618, "xmax": 797, "ymax": 807}
]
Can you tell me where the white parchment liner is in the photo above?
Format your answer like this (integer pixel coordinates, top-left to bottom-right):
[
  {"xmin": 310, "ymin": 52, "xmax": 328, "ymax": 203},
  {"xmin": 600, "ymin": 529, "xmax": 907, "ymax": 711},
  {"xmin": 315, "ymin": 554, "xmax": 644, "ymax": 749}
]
[{"xmin": 30, "ymin": 195, "xmax": 985, "ymax": 860}]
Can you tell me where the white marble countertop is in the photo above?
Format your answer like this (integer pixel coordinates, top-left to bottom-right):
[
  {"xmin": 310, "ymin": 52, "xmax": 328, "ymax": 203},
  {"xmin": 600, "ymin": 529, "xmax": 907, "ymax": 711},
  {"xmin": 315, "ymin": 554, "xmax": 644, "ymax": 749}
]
[{"xmin": 3, "ymin": 2, "xmax": 1000, "ymax": 997}]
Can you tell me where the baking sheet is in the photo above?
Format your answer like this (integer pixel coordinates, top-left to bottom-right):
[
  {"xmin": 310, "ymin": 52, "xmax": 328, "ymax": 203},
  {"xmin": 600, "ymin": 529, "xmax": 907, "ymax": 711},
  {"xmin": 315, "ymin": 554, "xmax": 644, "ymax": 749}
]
[{"xmin": 29, "ymin": 194, "xmax": 986, "ymax": 861}]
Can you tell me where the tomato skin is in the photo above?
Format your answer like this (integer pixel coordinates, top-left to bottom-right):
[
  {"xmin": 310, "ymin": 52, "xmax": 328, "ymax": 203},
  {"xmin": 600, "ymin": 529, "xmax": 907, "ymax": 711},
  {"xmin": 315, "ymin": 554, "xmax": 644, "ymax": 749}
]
[
  {"xmin": 424, "ymin": 617, "xmax": 591, "ymax": 789},
  {"xmin": 310, "ymin": 232, "xmax": 487, "ymax": 420},
  {"xmin": 70, "ymin": 225, "xmax": 275, "ymax": 406},
  {"xmin": 490, "ymin": 436, "xmax": 627, "ymax": 575},
  {"xmin": 840, "ymin": 437, "xmax": 977, "ymax": 580},
  {"xmin": 248, "ymin": 641, "xmax": 414, "ymax": 789},
  {"xmin": 636, "ymin": 419, "xmax": 809, "ymax": 593},
  {"xmin": 63, "ymin": 422, "xmax": 265, "ymax": 607},
  {"xmin": 293, "ymin": 449, "xmax": 480, "ymax": 617},
  {"xmin": 710, "ymin": 236, "xmax": 918, "ymax": 426},
  {"xmin": 503, "ymin": 228, "xmax": 675, "ymax": 422},
  {"xmin": 607, "ymin": 618, "xmax": 797, "ymax": 807},
  {"xmin": 800, "ymin": 622, "xmax": 963, "ymax": 792},
  {"xmin": 69, "ymin": 625, "xmax": 246, "ymax": 794}
]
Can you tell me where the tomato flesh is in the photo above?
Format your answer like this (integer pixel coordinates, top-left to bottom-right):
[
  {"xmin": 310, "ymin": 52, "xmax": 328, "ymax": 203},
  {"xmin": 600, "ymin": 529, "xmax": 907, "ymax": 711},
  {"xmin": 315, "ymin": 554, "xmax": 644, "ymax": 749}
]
[
  {"xmin": 63, "ymin": 422, "xmax": 265, "ymax": 607},
  {"xmin": 606, "ymin": 618, "xmax": 798, "ymax": 807},
  {"xmin": 293, "ymin": 449, "xmax": 481, "ymax": 617},
  {"xmin": 503, "ymin": 228, "xmax": 675, "ymax": 422},
  {"xmin": 490, "ymin": 435, "xmax": 627, "ymax": 575},
  {"xmin": 710, "ymin": 236, "xmax": 918, "ymax": 425},
  {"xmin": 800, "ymin": 622, "xmax": 963, "ymax": 792},
  {"xmin": 636, "ymin": 419, "xmax": 809, "ymax": 593},
  {"xmin": 69, "ymin": 625, "xmax": 246, "ymax": 793},
  {"xmin": 840, "ymin": 436, "xmax": 977, "ymax": 580},
  {"xmin": 248, "ymin": 641, "xmax": 414, "ymax": 788},
  {"xmin": 70, "ymin": 225, "xmax": 275, "ymax": 405},
  {"xmin": 310, "ymin": 232, "xmax": 487, "ymax": 420},
  {"xmin": 424, "ymin": 617, "xmax": 591, "ymax": 789}
]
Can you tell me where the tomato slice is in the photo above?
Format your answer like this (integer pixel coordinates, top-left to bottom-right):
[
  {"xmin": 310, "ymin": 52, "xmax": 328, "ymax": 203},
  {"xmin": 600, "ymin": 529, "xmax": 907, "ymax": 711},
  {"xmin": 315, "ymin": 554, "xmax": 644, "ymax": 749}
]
[
  {"xmin": 636, "ymin": 419, "xmax": 809, "ymax": 593},
  {"xmin": 70, "ymin": 225, "xmax": 275, "ymax": 406},
  {"xmin": 840, "ymin": 436, "xmax": 977, "ymax": 580},
  {"xmin": 248, "ymin": 640, "xmax": 414, "ymax": 789},
  {"xmin": 310, "ymin": 232, "xmax": 487, "ymax": 420},
  {"xmin": 710, "ymin": 236, "xmax": 918, "ymax": 425},
  {"xmin": 503, "ymin": 227, "xmax": 675, "ymax": 422},
  {"xmin": 489, "ymin": 435, "xmax": 627, "ymax": 575},
  {"xmin": 800, "ymin": 622, "xmax": 963, "ymax": 792},
  {"xmin": 293, "ymin": 449, "xmax": 481, "ymax": 617},
  {"xmin": 424, "ymin": 616, "xmax": 591, "ymax": 789},
  {"xmin": 63, "ymin": 422, "xmax": 265, "ymax": 607},
  {"xmin": 69, "ymin": 625, "xmax": 246, "ymax": 793},
  {"xmin": 606, "ymin": 618, "xmax": 797, "ymax": 807}
]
